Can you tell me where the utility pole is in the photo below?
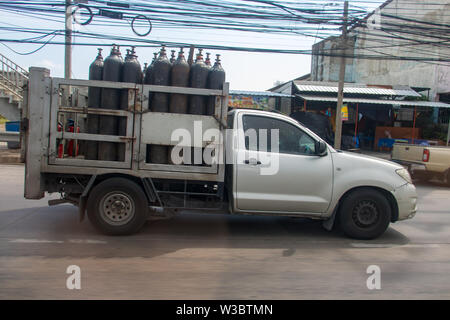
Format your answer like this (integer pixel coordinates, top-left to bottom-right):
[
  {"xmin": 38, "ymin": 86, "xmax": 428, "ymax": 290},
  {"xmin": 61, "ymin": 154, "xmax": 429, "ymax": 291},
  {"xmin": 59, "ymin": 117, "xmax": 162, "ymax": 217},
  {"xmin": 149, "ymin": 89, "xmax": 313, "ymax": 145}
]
[
  {"xmin": 64, "ymin": 0, "xmax": 72, "ymax": 79},
  {"xmin": 334, "ymin": 0, "xmax": 348, "ymax": 150}
]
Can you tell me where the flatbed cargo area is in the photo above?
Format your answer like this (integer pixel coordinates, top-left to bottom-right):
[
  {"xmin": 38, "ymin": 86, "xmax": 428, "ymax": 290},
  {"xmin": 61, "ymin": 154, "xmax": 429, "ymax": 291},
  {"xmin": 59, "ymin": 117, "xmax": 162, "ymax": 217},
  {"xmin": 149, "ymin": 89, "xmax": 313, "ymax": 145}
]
[{"xmin": 23, "ymin": 67, "xmax": 229, "ymax": 201}]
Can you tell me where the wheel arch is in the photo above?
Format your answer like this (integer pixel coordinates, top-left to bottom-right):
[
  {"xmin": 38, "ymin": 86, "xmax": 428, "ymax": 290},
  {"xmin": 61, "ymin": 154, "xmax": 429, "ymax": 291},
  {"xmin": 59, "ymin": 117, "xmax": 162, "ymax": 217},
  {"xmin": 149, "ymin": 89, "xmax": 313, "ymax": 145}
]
[
  {"xmin": 336, "ymin": 186, "xmax": 399, "ymax": 223},
  {"xmin": 79, "ymin": 173, "xmax": 158, "ymax": 222},
  {"xmin": 85, "ymin": 175, "xmax": 150, "ymax": 235}
]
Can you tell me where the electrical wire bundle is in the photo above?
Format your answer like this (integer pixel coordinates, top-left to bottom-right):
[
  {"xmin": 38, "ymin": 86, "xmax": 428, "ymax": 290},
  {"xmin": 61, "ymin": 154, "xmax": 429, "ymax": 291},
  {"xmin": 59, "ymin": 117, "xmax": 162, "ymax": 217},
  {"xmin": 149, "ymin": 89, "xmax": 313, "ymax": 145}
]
[{"xmin": 0, "ymin": 0, "xmax": 448, "ymax": 63}]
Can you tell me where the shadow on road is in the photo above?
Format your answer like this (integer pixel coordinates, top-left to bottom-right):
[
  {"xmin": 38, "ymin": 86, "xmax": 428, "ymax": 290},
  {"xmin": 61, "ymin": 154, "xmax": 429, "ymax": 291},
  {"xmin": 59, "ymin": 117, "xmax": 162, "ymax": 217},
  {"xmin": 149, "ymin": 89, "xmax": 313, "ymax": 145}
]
[
  {"xmin": 0, "ymin": 204, "xmax": 411, "ymax": 259},
  {"xmin": 413, "ymin": 178, "xmax": 449, "ymax": 189}
]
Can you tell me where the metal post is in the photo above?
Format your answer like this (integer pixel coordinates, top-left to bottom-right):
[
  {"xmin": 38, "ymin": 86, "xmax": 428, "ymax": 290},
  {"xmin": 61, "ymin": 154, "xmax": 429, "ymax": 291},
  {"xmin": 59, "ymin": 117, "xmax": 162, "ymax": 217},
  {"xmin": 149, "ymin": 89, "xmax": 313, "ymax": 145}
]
[
  {"xmin": 334, "ymin": 0, "xmax": 348, "ymax": 150},
  {"xmin": 64, "ymin": 0, "xmax": 72, "ymax": 79}
]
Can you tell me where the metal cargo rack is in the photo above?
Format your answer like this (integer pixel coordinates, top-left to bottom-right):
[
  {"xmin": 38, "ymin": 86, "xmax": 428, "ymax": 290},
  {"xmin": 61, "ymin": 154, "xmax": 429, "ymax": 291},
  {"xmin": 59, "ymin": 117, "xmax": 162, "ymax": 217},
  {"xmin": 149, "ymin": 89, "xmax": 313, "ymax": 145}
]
[{"xmin": 23, "ymin": 67, "xmax": 229, "ymax": 199}]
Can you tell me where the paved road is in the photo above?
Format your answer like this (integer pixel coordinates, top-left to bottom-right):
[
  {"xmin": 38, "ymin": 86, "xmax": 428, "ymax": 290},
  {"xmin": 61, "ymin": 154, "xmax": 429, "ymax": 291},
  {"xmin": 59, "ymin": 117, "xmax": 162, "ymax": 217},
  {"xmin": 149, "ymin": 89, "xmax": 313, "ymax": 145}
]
[{"xmin": 0, "ymin": 164, "xmax": 449, "ymax": 299}]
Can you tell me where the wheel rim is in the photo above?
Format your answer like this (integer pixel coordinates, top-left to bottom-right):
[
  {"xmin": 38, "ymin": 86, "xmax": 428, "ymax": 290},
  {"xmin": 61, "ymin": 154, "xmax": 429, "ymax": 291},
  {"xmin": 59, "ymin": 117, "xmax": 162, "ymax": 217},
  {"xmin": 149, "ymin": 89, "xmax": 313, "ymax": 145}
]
[
  {"xmin": 99, "ymin": 191, "xmax": 135, "ymax": 226},
  {"xmin": 352, "ymin": 200, "xmax": 380, "ymax": 228}
]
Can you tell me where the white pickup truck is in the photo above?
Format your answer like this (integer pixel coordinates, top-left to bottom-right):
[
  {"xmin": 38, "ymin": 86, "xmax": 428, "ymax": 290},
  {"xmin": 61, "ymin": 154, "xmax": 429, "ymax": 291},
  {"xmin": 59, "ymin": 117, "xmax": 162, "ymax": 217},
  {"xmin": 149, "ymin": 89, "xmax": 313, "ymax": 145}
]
[
  {"xmin": 22, "ymin": 67, "xmax": 417, "ymax": 240},
  {"xmin": 392, "ymin": 143, "xmax": 450, "ymax": 186}
]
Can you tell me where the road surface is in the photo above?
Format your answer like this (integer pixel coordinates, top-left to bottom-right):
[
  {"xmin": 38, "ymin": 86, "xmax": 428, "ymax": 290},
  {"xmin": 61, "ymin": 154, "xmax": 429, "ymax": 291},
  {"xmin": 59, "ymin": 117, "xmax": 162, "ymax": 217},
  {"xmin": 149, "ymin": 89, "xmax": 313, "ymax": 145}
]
[{"xmin": 0, "ymin": 164, "xmax": 449, "ymax": 299}]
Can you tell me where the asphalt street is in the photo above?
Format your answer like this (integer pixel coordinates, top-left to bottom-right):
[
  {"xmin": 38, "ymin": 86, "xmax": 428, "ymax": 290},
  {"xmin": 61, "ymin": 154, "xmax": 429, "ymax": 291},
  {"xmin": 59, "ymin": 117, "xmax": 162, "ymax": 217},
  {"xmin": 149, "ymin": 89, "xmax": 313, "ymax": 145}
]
[{"xmin": 0, "ymin": 164, "xmax": 449, "ymax": 299}]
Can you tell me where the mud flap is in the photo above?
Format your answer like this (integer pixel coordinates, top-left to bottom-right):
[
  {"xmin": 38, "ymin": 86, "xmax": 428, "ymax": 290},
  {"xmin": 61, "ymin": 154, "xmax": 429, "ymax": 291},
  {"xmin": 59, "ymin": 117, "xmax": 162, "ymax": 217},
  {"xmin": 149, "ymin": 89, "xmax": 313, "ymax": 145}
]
[
  {"xmin": 322, "ymin": 206, "xmax": 338, "ymax": 231},
  {"xmin": 79, "ymin": 175, "xmax": 97, "ymax": 222},
  {"xmin": 79, "ymin": 196, "xmax": 87, "ymax": 222}
]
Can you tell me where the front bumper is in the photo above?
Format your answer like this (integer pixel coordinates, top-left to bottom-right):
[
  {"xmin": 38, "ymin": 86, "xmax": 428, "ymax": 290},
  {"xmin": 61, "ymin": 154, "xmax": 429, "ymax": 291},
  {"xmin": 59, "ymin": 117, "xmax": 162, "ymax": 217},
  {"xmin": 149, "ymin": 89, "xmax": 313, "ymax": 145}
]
[{"xmin": 392, "ymin": 183, "xmax": 418, "ymax": 221}]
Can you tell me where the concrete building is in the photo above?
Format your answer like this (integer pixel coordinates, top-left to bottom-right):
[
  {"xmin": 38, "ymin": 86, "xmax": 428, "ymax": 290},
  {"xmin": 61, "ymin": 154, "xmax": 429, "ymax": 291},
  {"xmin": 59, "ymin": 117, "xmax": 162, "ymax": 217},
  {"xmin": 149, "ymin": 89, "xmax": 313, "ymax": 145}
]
[{"xmin": 310, "ymin": 0, "xmax": 450, "ymax": 106}]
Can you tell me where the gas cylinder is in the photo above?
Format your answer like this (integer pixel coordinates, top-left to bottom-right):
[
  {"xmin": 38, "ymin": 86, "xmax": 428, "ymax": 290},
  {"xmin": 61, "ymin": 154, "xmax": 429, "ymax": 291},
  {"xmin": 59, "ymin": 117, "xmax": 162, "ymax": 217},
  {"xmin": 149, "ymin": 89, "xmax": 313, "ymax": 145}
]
[
  {"xmin": 117, "ymin": 45, "xmax": 124, "ymax": 61},
  {"xmin": 188, "ymin": 49, "xmax": 209, "ymax": 115},
  {"xmin": 99, "ymin": 45, "xmax": 123, "ymax": 161},
  {"xmin": 118, "ymin": 46, "xmax": 143, "ymax": 161},
  {"xmin": 169, "ymin": 48, "xmax": 190, "ymax": 114},
  {"xmin": 170, "ymin": 50, "xmax": 176, "ymax": 64},
  {"xmin": 148, "ymin": 46, "xmax": 172, "ymax": 164},
  {"xmin": 205, "ymin": 52, "xmax": 212, "ymax": 67},
  {"xmin": 86, "ymin": 48, "xmax": 103, "ymax": 160},
  {"xmin": 168, "ymin": 48, "xmax": 190, "ymax": 164},
  {"xmin": 120, "ymin": 46, "xmax": 142, "ymax": 109},
  {"xmin": 206, "ymin": 54, "xmax": 226, "ymax": 115},
  {"xmin": 144, "ymin": 52, "xmax": 158, "ymax": 84}
]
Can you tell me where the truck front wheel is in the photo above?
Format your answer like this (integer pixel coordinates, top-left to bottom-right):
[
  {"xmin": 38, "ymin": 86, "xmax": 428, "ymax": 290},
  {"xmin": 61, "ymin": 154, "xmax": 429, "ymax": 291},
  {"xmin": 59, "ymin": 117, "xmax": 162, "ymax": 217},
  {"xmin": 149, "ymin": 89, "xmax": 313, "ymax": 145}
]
[
  {"xmin": 339, "ymin": 188, "xmax": 391, "ymax": 240},
  {"xmin": 87, "ymin": 178, "xmax": 148, "ymax": 235}
]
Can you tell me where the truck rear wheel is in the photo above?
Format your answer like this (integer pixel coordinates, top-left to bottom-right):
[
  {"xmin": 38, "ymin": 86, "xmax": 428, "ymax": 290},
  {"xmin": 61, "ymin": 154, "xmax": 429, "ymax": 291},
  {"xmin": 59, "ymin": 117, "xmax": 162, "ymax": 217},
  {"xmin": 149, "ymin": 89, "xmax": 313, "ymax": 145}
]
[
  {"xmin": 87, "ymin": 178, "xmax": 148, "ymax": 235},
  {"xmin": 339, "ymin": 188, "xmax": 391, "ymax": 240}
]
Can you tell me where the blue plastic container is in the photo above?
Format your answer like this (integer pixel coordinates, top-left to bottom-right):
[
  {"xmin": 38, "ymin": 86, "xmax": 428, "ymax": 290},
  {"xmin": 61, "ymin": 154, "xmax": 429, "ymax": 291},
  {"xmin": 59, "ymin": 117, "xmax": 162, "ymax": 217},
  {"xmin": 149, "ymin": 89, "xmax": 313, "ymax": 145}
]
[
  {"xmin": 5, "ymin": 121, "xmax": 20, "ymax": 149},
  {"xmin": 5, "ymin": 121, "xmax": 20, "ymax": 132}
]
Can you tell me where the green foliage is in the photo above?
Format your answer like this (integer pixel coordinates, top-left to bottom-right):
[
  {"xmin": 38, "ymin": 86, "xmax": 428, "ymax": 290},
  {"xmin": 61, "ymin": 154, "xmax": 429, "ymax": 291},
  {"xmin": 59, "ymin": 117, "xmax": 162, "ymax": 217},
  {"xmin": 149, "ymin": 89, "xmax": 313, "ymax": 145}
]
[{"xmin": 422, "ymin": 123, "xmax": 448, "ymax": 142}]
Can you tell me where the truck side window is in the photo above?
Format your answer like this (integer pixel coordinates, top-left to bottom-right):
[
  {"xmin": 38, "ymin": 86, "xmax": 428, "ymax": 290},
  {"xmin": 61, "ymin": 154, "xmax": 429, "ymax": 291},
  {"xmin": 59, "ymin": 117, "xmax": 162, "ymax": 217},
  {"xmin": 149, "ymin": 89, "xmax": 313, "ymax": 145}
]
[
  {"xmin": 227, "ymin": 112, "xmax": 235, "ymax": 129},
  {"xmin": 243, "ymin": 115, "xmax": 316, "ymax": 155}
]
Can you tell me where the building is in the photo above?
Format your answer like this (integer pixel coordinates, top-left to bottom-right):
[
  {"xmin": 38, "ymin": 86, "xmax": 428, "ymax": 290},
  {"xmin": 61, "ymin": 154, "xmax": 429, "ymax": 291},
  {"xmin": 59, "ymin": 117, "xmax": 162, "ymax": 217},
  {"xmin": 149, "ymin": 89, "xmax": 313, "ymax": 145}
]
[
  {"xmin": 269, "ymin": 80, "xmax": 450, "ymax": 149},
  {"xmin": 310, "ymin": 0, "xmax": 450, "ymax": 109}
]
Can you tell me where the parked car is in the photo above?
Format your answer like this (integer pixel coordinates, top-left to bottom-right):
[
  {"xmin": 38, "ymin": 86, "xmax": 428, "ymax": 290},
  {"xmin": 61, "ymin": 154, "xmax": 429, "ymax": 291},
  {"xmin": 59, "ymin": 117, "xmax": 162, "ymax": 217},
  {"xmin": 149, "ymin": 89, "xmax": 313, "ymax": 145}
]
[{"xmin": 392, "ymin": 143, "xmax": 450, "ymax": 186}]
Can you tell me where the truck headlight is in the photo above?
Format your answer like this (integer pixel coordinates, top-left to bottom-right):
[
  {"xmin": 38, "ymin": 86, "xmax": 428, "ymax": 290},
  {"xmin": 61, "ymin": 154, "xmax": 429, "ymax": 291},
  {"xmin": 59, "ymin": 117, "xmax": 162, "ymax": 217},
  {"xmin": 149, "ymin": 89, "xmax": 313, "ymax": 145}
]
[{"xmin": 396, "ymin": 168, "xmax": 412, "ymax": 184}]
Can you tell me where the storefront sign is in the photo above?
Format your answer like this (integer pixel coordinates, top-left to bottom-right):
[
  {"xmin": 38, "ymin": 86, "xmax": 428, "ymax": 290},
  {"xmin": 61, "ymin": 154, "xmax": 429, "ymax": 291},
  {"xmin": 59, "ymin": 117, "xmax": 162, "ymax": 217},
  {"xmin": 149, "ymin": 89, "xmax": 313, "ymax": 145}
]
[
  {"xmin": 228, "ymin": 95, "xmax": 269, "ymax": 109},
  {"xmin": 341, "ymin": 104, "xmax": 349, "ymax": 121}
]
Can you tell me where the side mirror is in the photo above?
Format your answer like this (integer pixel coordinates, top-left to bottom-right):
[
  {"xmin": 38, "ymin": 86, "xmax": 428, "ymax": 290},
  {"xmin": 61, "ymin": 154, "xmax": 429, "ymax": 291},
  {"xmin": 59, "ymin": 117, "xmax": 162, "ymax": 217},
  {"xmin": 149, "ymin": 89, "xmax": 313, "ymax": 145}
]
[{"xmin": 315, "ymin": 140, "xmax": 328, "ymax": 157}]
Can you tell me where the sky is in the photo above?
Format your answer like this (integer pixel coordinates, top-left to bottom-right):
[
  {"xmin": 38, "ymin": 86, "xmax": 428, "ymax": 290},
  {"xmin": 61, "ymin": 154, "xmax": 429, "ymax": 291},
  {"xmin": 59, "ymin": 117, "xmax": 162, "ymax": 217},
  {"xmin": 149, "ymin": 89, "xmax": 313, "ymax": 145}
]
[{"xmin": 0, "ymin": 1, "xmax": 383, "ymax": 91}]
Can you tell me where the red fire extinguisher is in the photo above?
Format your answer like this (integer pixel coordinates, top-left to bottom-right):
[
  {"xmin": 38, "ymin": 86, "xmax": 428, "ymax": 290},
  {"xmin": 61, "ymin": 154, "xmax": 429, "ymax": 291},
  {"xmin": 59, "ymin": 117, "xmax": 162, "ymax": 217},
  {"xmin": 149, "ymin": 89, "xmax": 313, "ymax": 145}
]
[
  {"xmin": 67, "ymin": 120, "xmax": 80, "ymax": 157},
  {"xmin": 57, "ymin": 121, "xmax": 63, "ymax": 158},
  {"xmin": 57, "ymin": 119, "xmax": 79, "ymax": 158}
]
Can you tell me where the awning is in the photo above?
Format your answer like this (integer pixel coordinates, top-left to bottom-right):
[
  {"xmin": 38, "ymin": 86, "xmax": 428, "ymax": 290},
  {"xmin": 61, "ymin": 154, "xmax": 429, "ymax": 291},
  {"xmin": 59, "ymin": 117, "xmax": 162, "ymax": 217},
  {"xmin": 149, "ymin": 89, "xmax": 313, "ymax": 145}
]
[
  {"xmin": 230, "ymin": 90, "xmax": 292, "ymax": 98},
  {"xmin": 297, "ymin": 94, "xmax": 450, "ymax": 109},
  {"xmin": 294, "ymin": 81, "xmax": 421, "ymax": 97}
]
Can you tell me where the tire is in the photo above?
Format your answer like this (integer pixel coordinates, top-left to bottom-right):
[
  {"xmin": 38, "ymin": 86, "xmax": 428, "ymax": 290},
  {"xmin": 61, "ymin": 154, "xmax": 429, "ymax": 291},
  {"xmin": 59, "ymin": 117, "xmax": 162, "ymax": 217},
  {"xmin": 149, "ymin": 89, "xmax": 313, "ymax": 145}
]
[
  {"xmin": 411, "ymin": 170, "xmax": 431, "ymax": 183},
  {"xmin": 338, "ymin": 188, "xmax": 391, "ymax": 240},
  {"xmin": 445, "ymin": 170, "xmax": 450, "ymax": 187},
  {"xmin": 87, "ymin": 178, "xmax": 148, "ymax": 235}
]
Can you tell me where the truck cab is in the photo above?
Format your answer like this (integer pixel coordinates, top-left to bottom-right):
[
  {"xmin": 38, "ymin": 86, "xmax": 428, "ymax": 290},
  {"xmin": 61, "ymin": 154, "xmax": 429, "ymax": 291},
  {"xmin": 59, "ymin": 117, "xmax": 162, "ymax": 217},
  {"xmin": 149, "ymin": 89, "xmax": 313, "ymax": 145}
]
[{"xmin": 227, "ymin": 109, "xmax": 417, "ymax": 239}]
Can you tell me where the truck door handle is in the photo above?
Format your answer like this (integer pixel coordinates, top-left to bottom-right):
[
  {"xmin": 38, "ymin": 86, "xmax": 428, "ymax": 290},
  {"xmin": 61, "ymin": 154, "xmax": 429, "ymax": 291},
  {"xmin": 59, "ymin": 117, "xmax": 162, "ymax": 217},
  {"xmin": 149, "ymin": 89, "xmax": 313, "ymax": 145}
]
[{"xmin": 244, "ymin": 159, "xmax": 261, "ymax": 165}]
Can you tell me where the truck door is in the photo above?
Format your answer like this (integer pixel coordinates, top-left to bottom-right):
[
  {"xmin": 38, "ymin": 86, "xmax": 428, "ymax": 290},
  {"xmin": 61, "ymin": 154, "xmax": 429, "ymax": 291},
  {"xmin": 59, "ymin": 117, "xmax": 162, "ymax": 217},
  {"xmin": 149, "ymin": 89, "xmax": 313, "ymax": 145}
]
[{"xmin": 234, "ymin": 113, "xmax": 333, "ymax": 214}]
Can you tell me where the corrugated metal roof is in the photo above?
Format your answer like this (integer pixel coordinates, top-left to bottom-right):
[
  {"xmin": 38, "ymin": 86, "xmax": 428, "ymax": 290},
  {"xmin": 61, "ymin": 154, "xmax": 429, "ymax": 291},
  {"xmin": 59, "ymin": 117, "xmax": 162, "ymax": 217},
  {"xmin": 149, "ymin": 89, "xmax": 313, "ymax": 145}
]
[
  {"xmin": 297, "ymin": 95, "xmax": 450, "ymax": 108},
  {"xmin": 293, "ymin": 81, "xmax": 421, "ymax": 97},
  {"xmin": 230, "ymin": 90, "xmax": 292, "ymax": 98}
]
